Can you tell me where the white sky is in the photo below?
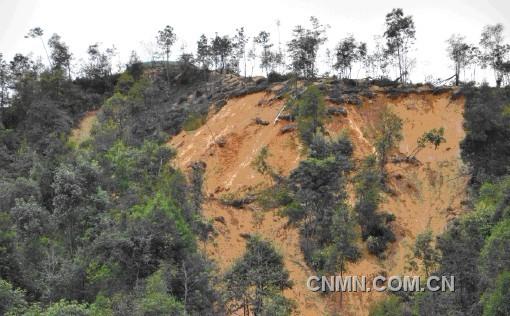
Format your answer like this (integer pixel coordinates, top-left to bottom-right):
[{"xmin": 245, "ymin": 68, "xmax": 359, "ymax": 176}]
[{"xmin": 1, "ymin": 0, "xmax": 510, "ymax": 83}]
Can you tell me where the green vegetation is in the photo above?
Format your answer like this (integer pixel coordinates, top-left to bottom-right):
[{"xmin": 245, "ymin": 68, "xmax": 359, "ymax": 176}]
[
  {"xmin": 183, "ymin": 112, "xmax": 207, "ymax": 131},
  {"xmin": 284, "ymin": 131, "xmax": 358, "ymax": 271},
  {"xmin": 1, "ymin": 7, "xmax": 510, "ymax": 316},
  {"xmin": 408, "ymin": 127, "xmax": 446, "ymax": 159},
  {"xmin": 369, "ymin": 296, "xmax": 405, "ymax": 316},
  {"xmin": 408, "ymin": 228, "xmax": 440, "ymax": 277},
  {"xmin": 482, "ymin": 271, "xmax": 510, "ymax": 316},
  {"xmin": 224, "ymin": 236, "xmax": 293, "ymax": 315},
  {"xmin": 0, "ymin": 51, "xmax": 222, "ymax": 314},
  {"xmin": 374, "ymin": 108, "xmax": 403, "ymax": 170},
  {"xmin": 293, "ymin": 85, "xmax": 326, "ymax": 146},
  {"xmin": 354, "ymin": 155, "xmax": 395, "ymax": 256}
]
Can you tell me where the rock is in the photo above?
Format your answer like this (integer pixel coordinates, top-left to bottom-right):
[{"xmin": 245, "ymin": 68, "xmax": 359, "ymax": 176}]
[
  {"xmin": 327, "ymin": 106, "xmax": 348, "ymax": 117},
  {"xmin": 278, "ymin": 114, "xmax": 295, "ymax": 122},
  {"xmin": 240, "ymin": 233, "xmax": 252, "ymax": 239},
  {"xmin": 253, "ymin": 76, "xmax": 266, "ymax": 85},
  {"xmin": 214, "ymin": 216, "xmax": 226, "ymax": 225},
  {"xmin": 255, "ymin": 117, "xmax": 270, "ymax": 125},
  {"xmin": 215, "ymin": 136, "xmax": 227, "ymax": 147},
  {"xmin": 280, "ymin": 124, "xmax": 297, "ymax": 134},
  {"xmin": 215, "ymin": 99, "xmax": 227, "ymax": 108}
]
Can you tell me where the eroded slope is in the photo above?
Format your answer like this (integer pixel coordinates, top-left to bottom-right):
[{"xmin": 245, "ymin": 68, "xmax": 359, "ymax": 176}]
[{"xmin": 169, "ymin": 87, "xmax": 467, "ymax": 315}]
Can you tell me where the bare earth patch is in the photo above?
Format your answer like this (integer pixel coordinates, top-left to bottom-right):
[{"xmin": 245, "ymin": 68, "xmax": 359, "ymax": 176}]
[{"xmin": 168, "ymin": 89, "xmax": 467, "ymax": 315}]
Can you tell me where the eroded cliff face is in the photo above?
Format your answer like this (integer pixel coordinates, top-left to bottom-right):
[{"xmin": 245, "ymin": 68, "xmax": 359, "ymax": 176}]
[{"xmin": 167, "ymin": 86, "xmax": 467, "ymax": 316}]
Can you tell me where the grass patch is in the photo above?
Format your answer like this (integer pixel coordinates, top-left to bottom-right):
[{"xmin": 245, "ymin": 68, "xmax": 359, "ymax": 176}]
[{"xmin": 183, "ymin": 112, "xmax": 207, "ymax": 131}]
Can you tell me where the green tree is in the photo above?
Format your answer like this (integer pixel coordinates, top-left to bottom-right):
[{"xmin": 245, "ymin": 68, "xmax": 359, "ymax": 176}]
[
  {"xmin": 446, "ymin": 34, "xmax": 477, "ymax": 85},
  {"xmin": 233, "ymin": 27, "xmax": 249, "ymax": 77},
  {"xmin": 482, "ymin": 271, "xmax": 510, "ymax": 316},
  {"xmin": 43, "ymin": 300, "xmax": 90, "ymax": 316},
  {"xmin": 479, "ymin": 24, "xmax": 509, "ymax": 87},
  {"xmin": 196, "ymin": 34, "xmax": 211, "ymax": 70},
  {"xmin": 409, "ymin": 228, "xmax": 440, "ymax": 277},
  {"xmin": 137, "ymin": 269, "xmax": 184, "ymax": 316},
  {"xmin": 254, "ymin": 31, "xmax": 274, "ymax": 77},
  {"xmin": 0, "ymin": 53, "xmax": 9, "ymax": 110},
  {"xmin": 25, "ymin": 27, "xmax": 52, "ymax": 67},
  {"xmin": 295, "ymin": 85, "xmax": 326, "ymax": 146},
  {"xmin": 333, "ymin": 35, "xmax": 367, "ymax": 79},
  {"xmin": 0, "ymin": 278, "xmax": 27, "ymax": 315},
  {"xmin": 224, "ymin": 237, "xmax": 292, "ymax": 315},
  {"xmin": 383, "ymin": 8, "xmax": 416, "ymax": 83},
  {"xmin": 408, "ymin": 127, "xmax": 446, "ymax": 159},
  {"xmin": 323, "ymin": 204, "xmax": 360, "ymax": 303},
  {"xmin": 84, "ymin": 43, "xmax": 116, "ymax": 81},
  {"xmin": 287, "ymin": 17, "xmax": 327, "ymax": 78},
  {"xmin": 48, "ymin": 33, "xmax": 72, "ymax": 77},
  {"xmin": 156, "ymin": 25, "xmax": 177, "ymax": 84},
  {"xmin": 480, "ymin": 219, "xmax": 510, "ymax": 281},
  {"xmin": 375, "ymin": 108, "xmax": 403, "ymax": 170},
  {"xmin": 211, "ymin": 34, "xmax": 233, "ymax": 73},
  {"xmin": 354, "ymin": 155, "xmax": 395, "ymax": 255},
  {"xmin": 369, "ymin": 296, "xmax": 404, "ymax": 316}
]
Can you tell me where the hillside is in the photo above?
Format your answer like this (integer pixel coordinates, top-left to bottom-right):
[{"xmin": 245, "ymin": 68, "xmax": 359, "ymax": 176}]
[{"xmin": 168, "ymin": 84, "xmax": 467, "ymax": 315}]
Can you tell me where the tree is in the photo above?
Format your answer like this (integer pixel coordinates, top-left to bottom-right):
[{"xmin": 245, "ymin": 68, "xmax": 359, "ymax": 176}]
[
  {"xmin": 482, "ymin": 271, "xmax": 510, "ymax": 316},
  {"xmin": 365, "ymin": 36, "xmax": 391, "ymax": 79},
  {"xmin": 479, "ymin": 24, "xmax": 510, "ymax": 87},
  {"xmin": 480, "ymin": 219, "xmax": 510, "ymax": 281},
  {"xmin": 408, "ymin": 127, "xmax": 446, "ymax": 159},
  {"xmin": 0, "ymin": 278, "xmax": 27, "ymax": 315},
  {"xmin": 48, "ymin": 33, "xmax": 72, "ymax": 77},
  {"xmin": 210, "ymin": 34, "xmax": 233, "ymax": 73},
  {"xmin": 333, "ymin": 36, "xmax": 367, "ymax": 78},
  {"xmin": 383, "ymin": 8, "xmax": 416, "ymax": 83},
  {"xmin": 251, "ymin": 146, "xmax": 274, "ymax": 179},
  {"xmin": 287, "ymin": 17, "xmax": 328, "ymax": 79},
  {"xmin": 233, "ymin": 27, "xmax": 249, "ymax": 77},
  {"xmin": 188, "ymin": 160, "xmax": 205, "ymax": 217},
  {"xmin": 0, "ymin": 54, "xmax": 9, "ymax": 110},
  {"xmin": 196, "ymin": 34, "xmax": 211, "ymax": 70},
  {"xmin": 374, "ymin": 108, "xmax": 403, "ymax": 170},
  {"xmin": 25, "ymin": 27, "xmax": 52, "ymax": 68},
  {"xmin": 84, "ymin": 43, "xmax": 116, "ymax": 81},
  {"xmin": 137, "ymin": 269, "xmax": 184, "ymax": 316},
  {"xmin": 409, "ymin": 228, "xmax": 440, "ymax": 277},
  {"xmin": 324, "ymin": 204, "xmax": 360, "ymax": 303},
  {"xmin": 354, "ymin": 155, "xmax": 395, "ymax": 255},
  {"xmin": 369, "ymin": 296, "xmax": 405, "ymax": 316},
  {"xmin": 254, "ymin": 31, "xmax": 274, "ymax": 77},
  {"xmin": 295, "ymin": 85, "xmax": 326, "ymax": 146},
  {"xmin": 224, "ymin": 236, "xmax": 292, "ymax": 315},
  {"xmin": 286, "ymin": 133, "xmax": 353, "ymax": 269},
  {"xmin": 156, "ymin": 25, "xmax": 177, "ymax": 84},
  {"xmin": 447, "ymin": 34, "xmax": 477, "ymax": 85}
]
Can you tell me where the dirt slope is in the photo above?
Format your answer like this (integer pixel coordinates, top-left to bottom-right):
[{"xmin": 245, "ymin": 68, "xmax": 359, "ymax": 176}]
[
  {"xmin": 328, "ymin": 91, "xmax": 467, "ymax": 315},
  {"xmin": 170, "ymin": 91, "xmax": 328, "ymax": 314},
  {"xmin": 70, "ymin": 110, "xmax": 98, "ymax": 144},
  {"xmin": 168, "ymin": 88, "xmax": 467, "ymax": 315}
]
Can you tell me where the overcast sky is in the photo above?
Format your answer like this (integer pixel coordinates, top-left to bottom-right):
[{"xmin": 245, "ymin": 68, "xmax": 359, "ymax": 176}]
[{"xmin": 1, "ymin": 0, "xmax": 510, "ymax": 83}]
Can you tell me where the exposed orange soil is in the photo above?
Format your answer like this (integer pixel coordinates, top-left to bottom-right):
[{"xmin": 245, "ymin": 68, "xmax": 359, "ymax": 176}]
[
  {"xmin": 170, "ymin": 91, "xmax": 302, "ymax": 195},
  {"xmin": 168, "ymin": 88, "xmax": 468, "ymax": 316},
  {"xmin": 329, "ymin": 91, "xmax": 468, "ymax": 315},
  {"xmin": 70, "ymin": 110, "xmax": 98, "ymax": 144}
]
